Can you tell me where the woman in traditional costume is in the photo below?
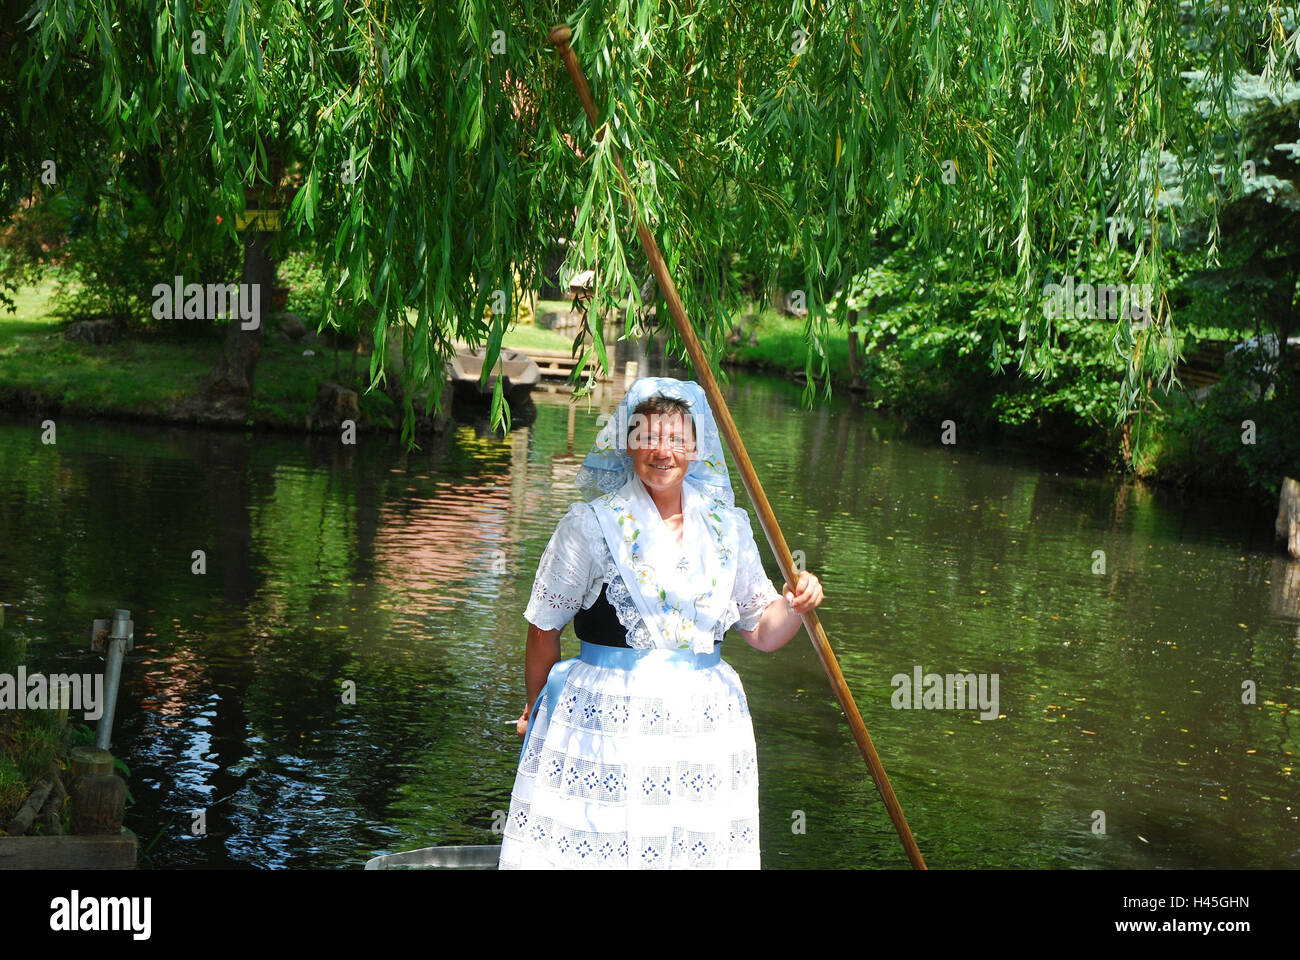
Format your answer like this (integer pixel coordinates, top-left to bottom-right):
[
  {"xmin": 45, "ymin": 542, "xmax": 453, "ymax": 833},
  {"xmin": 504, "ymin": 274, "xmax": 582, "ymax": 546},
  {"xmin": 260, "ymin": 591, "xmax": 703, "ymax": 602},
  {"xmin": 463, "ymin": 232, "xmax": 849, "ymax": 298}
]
[{"xmin": 498, "ymin": 377, "xmax": 824, "ymax": 869}]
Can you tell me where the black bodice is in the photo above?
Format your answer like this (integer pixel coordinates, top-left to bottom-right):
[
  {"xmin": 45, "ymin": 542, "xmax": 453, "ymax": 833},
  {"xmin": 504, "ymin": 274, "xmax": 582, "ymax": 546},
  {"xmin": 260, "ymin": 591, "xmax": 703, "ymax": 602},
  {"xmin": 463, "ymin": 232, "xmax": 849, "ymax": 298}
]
[{"xmin": 571, "ymin": 582, "xmax": 723, "ymax": 648}]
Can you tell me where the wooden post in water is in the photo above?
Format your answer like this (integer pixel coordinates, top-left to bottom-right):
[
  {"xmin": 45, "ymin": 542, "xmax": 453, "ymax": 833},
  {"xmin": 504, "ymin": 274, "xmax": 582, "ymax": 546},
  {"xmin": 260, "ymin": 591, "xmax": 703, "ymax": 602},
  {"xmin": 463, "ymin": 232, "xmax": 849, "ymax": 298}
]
[
  {"xmin": 68, "ymin": 746, "xmax": 125, "ymax": 836},
  {"xmin": 70, "ymin": 775, "xmax": 126, "ymax": 836},
  {"xmin": 69, "ymin": 746, "xmax": 114, "ymax": 781},
  {"xmin": 1277, "ymin": 477, "xmax": 1300, "ymax": 559}
]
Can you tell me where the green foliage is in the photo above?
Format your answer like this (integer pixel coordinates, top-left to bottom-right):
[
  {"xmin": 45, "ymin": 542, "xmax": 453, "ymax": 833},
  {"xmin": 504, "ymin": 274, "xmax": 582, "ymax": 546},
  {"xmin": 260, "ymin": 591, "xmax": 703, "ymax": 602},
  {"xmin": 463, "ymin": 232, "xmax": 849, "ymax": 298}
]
[
  {"xmin": 0, "ymin": 707, "xmax": 66, "ymax": 826},
  {"xmin": 9, "ymin": 0, "xmax": 1292, "ymax": 448},
  {"xmin": 69, "ymin": 722, "xmax": 96, "ymax": 748},
  {"xmin": 276, "ymin": 248, "xmax": 329, "ymax": 333},
  {"xmin": 356, "ymin": 384, "xmax": 396, "ymax": 430},
  {"xmin": 48, "ymin": 190, "xmax": 168, "ymax": 327},
  {"xmin": 831, "ymin": 237, "xmax": 1132, "ymax": 462},
  {"xmin": 0, "ymin": 624, "xmax": 23, "ymax": 675},
  {"xmin": 16, "ymin": 714, "xmax": 61, "ymax": 784},
  {"xmin": 0, "ymin": 759, "xmax": 24, "ymax": 824},
  {"xmin": 0, "ymin": 193, "xmax": 67, "ymax": 312},
  {"xmin": 987, "ymin": 314, "xmax": 1129, "ymax": 464},
  {"xmin": 46, "ymin": 175, "xmax": 242, "ymax": 336},
  {"xmin": 0, "ymin": 247, "xmax": 39, "ymax": 316},
  {"xmin": 1142, "ymin": 353, "xmax": 1300, "ymax": 504},
  {"xmin": 106, "ymin": 754, "xmax": 134, "ymax": 807}
]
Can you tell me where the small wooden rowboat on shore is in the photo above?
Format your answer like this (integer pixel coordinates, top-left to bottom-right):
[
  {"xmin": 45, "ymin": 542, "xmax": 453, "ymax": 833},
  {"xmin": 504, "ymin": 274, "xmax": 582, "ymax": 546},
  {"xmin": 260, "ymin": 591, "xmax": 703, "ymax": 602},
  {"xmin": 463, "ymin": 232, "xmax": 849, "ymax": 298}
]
[
  {"xmin": 446, "ymin": 344, "xmax": 541, "ymax": 428},
  {"xmin": 448, "ymin": 346, "xmax": 541, "ymax": 404},
  {"xmin": 364, "ymin": 844, "xmax": 499, "ymax": 870}
]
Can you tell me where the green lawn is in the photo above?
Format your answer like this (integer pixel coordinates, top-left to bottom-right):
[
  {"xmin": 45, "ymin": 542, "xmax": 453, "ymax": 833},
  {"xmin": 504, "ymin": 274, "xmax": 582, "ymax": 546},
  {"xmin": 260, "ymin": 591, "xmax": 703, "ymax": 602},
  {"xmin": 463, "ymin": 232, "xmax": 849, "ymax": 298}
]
[
  {"xmin": 0, "ymin": 281, "xmax": 350, "ymax": 425},
  {"xmin": 0, "ymin": 280, "xmax": 584, "ymax": 427},
  {"xmin": 722, "ymin": 306, "xmax": 851, "ymax": 379},
  {"xmin": 0, "ymin": 276, "xmax": 829, "ymax": 432},
  {"xmin": 0, "ymin": 282, "xmax": 213, "ymax": 416},
  {"xmin": 494, "ymin": 322, "xmax": 574, "ymax": 352}
]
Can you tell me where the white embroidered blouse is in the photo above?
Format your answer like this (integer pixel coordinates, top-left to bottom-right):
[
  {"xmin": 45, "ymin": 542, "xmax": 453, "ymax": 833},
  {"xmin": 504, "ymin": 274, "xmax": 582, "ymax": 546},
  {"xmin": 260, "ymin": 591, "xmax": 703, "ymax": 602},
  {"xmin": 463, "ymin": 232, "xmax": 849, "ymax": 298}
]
[{"xmin": 524, "ymin": 501, "xmax": 783, "ymax": 646}]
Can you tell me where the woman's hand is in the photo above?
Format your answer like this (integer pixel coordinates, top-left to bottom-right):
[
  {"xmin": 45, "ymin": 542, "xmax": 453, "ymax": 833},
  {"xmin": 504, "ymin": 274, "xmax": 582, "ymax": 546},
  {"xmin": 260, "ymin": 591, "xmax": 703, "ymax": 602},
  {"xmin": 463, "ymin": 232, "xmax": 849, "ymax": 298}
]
[
  {"xmin": 781, "ymin": 570, "xmax": 824, "ymax": 615},
  {"xmin": 743, "ymin": 570, "xmax": 826, "ymax": 652},
  {"xmin": 516, "ymin": 708, "xmax": 530, "ymax": 738}
]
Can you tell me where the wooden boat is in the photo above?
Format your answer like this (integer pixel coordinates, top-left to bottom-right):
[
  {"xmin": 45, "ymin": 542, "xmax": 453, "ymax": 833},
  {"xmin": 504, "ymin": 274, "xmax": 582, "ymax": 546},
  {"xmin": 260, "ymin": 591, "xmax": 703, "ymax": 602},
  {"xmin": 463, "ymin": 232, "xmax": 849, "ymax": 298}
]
[
  {"xmin": 448, "ymin": 345, "xmax": 541, "ymax": 407},
  {"xmin": 447, "ymin": 344, "xmax": 540, "ymax": 428},
  {"xmin": 364, "ymin": 844, "xmax": 499, "ymax": 870}
]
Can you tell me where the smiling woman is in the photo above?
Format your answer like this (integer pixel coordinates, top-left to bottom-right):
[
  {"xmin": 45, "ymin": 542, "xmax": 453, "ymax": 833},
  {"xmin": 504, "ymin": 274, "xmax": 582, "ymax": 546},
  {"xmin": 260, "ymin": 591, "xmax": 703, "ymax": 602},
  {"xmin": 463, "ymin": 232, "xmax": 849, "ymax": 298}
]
[
  {"xmin": 625, "ymin": 394, "xmax": 697, "ymax": 553},
  {"xmin": 498, "ymin": 377, "xmax": 823, "ymax": 870}
]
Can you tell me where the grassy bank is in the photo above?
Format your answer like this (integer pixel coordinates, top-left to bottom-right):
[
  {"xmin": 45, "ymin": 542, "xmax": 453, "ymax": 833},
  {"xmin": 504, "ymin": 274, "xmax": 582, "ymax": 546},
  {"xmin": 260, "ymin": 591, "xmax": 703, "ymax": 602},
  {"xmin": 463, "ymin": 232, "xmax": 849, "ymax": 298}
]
[
  {"xmin": 4, "ymin": 277, "xmax": 1294, "ymax": 505},
  {"xmin": 0, "ymin": 710, "xmax": 69, "ymax": 829},
  {"xmin": 720, "ymin": 305, "xmax": 1298, "ymax": 506},
  {"xmin": 0, "ymin": 618, "xmax": 73, "ymax": 831},
  {"xmin": 0, "ymin": 278, "xmax": 573, "ymax": 431},
  {"xmin": 721, "ymin": 307, "xmax": 851, "ymax": 378}
]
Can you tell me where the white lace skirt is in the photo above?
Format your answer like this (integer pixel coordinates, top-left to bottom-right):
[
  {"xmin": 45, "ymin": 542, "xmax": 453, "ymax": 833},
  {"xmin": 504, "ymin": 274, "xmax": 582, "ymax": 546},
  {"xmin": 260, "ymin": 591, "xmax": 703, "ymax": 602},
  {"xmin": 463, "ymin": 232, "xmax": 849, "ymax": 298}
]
[{"xmin": 498, "ymin": 645, "xmax": 761, "ymax": 869}]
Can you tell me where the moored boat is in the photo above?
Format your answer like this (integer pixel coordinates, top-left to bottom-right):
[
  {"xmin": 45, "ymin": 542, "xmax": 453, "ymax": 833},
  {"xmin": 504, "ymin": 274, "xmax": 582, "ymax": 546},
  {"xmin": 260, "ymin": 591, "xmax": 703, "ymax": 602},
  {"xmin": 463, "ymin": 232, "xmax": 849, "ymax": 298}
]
[
  {"xmin": 364, "ymin": 844, "xmax": 500, "ymax": 870},
  {"xmin": 447, "ymin": 344, "xmax": 540, "ymax": 426}
]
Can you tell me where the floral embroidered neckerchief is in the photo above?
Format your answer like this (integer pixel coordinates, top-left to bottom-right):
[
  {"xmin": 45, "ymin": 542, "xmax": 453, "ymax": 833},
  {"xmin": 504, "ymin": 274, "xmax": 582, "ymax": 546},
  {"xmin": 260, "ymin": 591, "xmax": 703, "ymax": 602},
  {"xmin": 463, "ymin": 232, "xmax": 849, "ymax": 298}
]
[{"xmin": 590, "ymin": 473, "xmax": 740, "ymax": 654}]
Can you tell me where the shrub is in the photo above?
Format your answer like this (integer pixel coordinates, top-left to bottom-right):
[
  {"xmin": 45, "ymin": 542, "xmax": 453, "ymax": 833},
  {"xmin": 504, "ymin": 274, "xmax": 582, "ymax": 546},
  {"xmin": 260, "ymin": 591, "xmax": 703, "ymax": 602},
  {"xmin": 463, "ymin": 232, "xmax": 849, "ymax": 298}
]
[
  {"xmin": 0, "ymin": 759, "xmax": 25, "ymax": 825},
  {"xmin": 30, "ymin": 173, "xmax": 241, "ymax": 338},
  {"xmin": 1148, "ymin": 350, "xmax": 1300, "ymax": 504}
]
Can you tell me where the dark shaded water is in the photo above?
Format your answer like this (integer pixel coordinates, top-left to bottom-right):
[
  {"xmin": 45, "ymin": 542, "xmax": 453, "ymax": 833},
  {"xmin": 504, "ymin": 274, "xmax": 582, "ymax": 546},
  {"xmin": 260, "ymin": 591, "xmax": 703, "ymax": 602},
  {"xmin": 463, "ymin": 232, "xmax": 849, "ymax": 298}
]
[{"xmin": 0, "ymin": 373, "xmax": 1295, "ymax": 868}]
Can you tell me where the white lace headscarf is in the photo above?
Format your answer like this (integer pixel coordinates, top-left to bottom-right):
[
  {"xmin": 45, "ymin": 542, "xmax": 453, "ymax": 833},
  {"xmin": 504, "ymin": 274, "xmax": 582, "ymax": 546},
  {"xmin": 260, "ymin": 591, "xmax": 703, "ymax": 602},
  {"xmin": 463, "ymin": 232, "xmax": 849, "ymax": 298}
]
[
  {"xmin": 576, "ymin": 377, "xmax": 742, "ymax": 652},
  {"xmin": 574, "ymin": 377, "xmax": 734, "ymax": 507}
]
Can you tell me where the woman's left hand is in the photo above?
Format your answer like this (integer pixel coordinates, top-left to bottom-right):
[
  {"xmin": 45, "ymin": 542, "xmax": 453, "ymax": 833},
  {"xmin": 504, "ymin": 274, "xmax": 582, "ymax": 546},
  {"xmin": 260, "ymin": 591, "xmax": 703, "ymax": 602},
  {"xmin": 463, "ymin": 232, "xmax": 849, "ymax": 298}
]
[{"xmin": 781, "ymin": 570, "xmax": 824, "ymax": 615}]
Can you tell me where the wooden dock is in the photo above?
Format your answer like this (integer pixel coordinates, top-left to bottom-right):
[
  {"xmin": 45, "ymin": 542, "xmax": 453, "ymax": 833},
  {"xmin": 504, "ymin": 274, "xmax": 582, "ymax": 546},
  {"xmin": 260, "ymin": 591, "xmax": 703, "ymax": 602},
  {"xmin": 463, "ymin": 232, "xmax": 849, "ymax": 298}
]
[
  {"xmin": 0, "ymin": 832, "xmax": 137, "ymax": 870},
  {"xmin": 1175, "ymin": 337, "xmax": 1300, "ymax": 394},
  {"xmin": 1176, "ymin": 340, "xmax": 1229, "ymax": 391},
  {"xmin": 450, "ymin": 343, "xmax": 618, "ymax": 385},
  {"xmin": 526, "ymin": 348, "xmax": 612, "ymax": 382}
]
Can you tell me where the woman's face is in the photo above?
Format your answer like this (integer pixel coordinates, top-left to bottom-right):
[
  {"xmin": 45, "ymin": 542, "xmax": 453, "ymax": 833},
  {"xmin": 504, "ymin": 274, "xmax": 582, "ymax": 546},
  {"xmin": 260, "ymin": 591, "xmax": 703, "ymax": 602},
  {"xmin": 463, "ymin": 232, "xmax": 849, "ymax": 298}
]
[{"xmin": 627, "ymin": 411, "xmax": 697, "ymax": 499}]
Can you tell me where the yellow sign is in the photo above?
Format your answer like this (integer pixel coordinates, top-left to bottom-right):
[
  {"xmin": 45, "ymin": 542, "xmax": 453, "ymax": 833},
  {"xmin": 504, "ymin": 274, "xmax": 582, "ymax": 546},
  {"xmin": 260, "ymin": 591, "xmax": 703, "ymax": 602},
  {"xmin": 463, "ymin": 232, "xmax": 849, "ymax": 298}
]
[{"xmin": 235, "ymin": 209, "xmax": 282, "ymax": 232}]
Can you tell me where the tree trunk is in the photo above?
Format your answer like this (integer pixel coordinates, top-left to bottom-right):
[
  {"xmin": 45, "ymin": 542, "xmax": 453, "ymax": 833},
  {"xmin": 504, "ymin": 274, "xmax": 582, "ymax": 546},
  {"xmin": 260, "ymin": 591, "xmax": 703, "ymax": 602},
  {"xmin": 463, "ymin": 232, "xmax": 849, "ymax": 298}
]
[
  {"xmin": 1277, "ymin": 477, "xmax": 1300, "ymax": 560},
  {"xmin": 846, "ymin": 307, "xmax": 866, "ymax": 392},
  {"xmin": 1263, "ymin": 268, "xmax": 1296, "ymax": 389},
  {"xmin": 198, "ymin": 152, "xmax": 284, "ymax": 419}
]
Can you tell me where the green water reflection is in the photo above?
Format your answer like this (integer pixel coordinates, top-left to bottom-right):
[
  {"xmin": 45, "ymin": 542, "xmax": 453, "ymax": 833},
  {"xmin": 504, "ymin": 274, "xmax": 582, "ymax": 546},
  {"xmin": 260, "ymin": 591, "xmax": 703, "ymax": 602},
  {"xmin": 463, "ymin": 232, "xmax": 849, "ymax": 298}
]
[{"xmin": 0, "ymin": 374, "xmax": 1294, "ymax": 868}]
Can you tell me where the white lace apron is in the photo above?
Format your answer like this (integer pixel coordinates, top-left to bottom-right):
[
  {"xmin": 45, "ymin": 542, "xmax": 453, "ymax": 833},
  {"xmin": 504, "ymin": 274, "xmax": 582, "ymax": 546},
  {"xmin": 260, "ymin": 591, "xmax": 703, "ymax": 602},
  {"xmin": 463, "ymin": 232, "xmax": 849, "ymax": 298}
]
[{"xmin": 500, "ymin": 495, "xmax": 781, "ymax": 869}]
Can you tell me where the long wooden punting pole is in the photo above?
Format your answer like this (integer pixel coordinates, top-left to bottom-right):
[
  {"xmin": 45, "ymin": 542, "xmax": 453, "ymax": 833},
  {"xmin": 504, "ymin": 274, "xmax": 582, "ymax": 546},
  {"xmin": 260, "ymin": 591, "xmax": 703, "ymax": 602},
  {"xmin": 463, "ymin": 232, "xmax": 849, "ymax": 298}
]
[{"xmin": 547, "ymin": 25, "xmax": 926, "ymax": 870}]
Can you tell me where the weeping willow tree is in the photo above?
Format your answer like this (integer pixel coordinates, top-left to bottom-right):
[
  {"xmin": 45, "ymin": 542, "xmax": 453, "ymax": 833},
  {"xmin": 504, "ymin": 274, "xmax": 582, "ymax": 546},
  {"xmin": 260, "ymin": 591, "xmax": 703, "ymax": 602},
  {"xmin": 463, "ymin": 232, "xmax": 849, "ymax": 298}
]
[{"xmin": 6, "ymin": 0, "xmax": 1295, "ymax": 447}]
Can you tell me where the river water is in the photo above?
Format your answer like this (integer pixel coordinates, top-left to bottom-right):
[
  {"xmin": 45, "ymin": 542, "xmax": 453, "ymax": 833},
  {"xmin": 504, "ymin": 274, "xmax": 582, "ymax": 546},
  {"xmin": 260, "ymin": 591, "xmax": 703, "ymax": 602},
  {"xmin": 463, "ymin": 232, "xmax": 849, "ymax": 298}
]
[{"xmin": 0, "ymin": 371, "xmax": 1295, "ymax": 868}]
